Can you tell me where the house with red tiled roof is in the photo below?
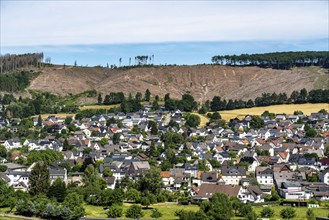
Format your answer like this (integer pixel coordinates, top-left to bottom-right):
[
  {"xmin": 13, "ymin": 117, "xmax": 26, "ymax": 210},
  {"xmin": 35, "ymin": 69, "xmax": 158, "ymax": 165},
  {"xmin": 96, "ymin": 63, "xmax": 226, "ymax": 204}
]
[{"xmin": 278, "ymin": 152, "xmax": 290, "ymax": 163}]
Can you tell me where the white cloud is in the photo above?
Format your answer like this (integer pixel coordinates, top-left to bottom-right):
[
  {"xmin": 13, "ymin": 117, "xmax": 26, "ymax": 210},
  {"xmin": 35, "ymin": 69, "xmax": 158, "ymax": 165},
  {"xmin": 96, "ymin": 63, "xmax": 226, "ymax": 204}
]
[{"xmin": 1, "ymin": 1, "xmax": 328, "ymax": 46}]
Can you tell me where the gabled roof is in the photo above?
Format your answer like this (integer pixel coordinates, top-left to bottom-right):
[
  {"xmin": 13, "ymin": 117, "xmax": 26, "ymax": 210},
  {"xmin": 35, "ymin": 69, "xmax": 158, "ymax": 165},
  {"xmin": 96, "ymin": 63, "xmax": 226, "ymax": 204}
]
[
  {"xmin": 197, "ymin": 183, "xmax": 241, "ymax": 198},
  {"xmin": 221, "ymin": 166, "xmax": 246, "ymax": 176},
  {"xmin": 201, "ymin": 172, "xmax": 218, "ymax": 182},
  {"xmin": 256, "ymin": 167, "xmax": 273, "ymax": 176},
  {"xmin": 160, "ymin": 171, "xmax": 171, "ymax": 178},
  {"xmin": 246, "ymin": 185, "xmax": 264, "ymax": 199}
]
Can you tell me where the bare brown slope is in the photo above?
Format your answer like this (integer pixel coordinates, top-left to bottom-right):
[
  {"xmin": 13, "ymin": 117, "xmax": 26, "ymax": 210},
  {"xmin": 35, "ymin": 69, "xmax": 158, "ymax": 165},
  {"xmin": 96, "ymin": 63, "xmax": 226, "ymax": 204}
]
[{"xmin": 29, "ymin": 65, "xmax": 328, "ymax": 102}]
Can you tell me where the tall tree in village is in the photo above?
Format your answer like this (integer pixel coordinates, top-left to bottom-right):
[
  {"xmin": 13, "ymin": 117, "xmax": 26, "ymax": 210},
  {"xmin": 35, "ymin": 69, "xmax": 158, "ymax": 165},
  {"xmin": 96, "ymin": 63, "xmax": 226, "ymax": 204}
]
[
  {"xmin": 47, "ymin": 177, "xmax": 67, "ymax": 202},
  {"xmin": 144, "ymin": 89, "xmax": 151, "ymax": 101},
  {"xmin": 83, "ymin": 164, "xmax": 99, "ymax": 187},
  {"xmin": 29, "ymin": 161, "xmax": 50, "ymax": 196},
  {"xmin": 98, "ymin": 93, "xmax": 103, "ymax": 104}
]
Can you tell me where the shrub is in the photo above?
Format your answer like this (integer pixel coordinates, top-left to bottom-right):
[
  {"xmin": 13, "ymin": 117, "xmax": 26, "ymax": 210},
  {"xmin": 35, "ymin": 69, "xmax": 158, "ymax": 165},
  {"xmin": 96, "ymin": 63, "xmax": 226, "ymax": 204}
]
[
  {"xmin": 260, "ymin": 207, "xmax": 275, "ymax": 218},
  {"xmin": 280, "ymin": 207, "xmax": 296, "ymax": 219},
  {"xmin": 125, "ymin": 205, "xmax": 144, "ymax": 219},
  {"xmin": 107, "ymin": 205, "xmax": 123, "ymax": 218}
]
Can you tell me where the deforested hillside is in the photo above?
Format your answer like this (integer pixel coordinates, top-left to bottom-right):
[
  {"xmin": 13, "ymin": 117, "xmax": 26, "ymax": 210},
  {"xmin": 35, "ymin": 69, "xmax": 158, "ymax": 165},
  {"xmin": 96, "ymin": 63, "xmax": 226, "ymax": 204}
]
[{"xmin": 27, "ymin": 65, "xmax": 328, "ymax": 102}]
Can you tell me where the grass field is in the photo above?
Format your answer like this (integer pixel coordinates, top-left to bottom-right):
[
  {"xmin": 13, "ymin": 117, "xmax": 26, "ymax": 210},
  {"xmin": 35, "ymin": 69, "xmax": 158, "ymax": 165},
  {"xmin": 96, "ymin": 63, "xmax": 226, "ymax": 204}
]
[
  {"xmin": 32, "ymin": 113, "xmax": 76, "ymax": 119},
  {"xmin": 83, "ymin": 203, "xmax": 329, "ymax": 220},
  {"xmin": 84, "ymin": 202, "xmax": 199, "ymax": 220},
  {"xmin": 218, "ymin": 103, "xmax": 329, "ymax": 121},
  {"xmin": 79, "ymin": 104, "xmax": 120, "ymax": 110},
  {"xmin": 1, "ymin": 203, "xmax": 328, "ymax": 220},
  {"xmin": 253, "ymin": 205, "xmax": 329, "ymax": 219}
]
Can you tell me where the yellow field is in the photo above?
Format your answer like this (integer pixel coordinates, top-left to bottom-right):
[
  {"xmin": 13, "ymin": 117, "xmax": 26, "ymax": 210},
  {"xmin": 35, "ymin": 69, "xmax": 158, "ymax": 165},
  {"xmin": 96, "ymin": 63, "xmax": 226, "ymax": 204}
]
[
  {"xmin": 79, "ymin": 101, "xmax": 164, "ymax": 111},
  {"xmin": 79, "ymin": 104, "xmax": 120, "ymax": 110},
  {"xmin": 219, "ymin": 103, "xmax": 329, "ymax": 121},
  {"xmin": 32, "ymin": 113, "xmax": 76, "ymax": 119}
]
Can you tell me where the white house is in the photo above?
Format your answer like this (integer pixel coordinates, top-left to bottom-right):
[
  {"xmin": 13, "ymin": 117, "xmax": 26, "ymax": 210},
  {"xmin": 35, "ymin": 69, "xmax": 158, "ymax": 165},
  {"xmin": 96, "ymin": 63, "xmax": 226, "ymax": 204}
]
[
  {"xmin": 3, "ymin": 139, "xmax": 22, "ymax": 151},
  {"xmin": 221, "ymin": 166, "xmax": 246, "ymax": 185},
  {"xmin": 320, "ymin": 167, "xmax": 329, "ymax": 184},
  {"xmin": 239, "ymin": 186, "xmax": 265, "ymax": 203},
  {"xmin": 279, "ymin": 182, "xmax": 309, "ymax": 200},
  {"xmin": 256, "ymin": 167, "xmax": 273, "ymax": 185}
]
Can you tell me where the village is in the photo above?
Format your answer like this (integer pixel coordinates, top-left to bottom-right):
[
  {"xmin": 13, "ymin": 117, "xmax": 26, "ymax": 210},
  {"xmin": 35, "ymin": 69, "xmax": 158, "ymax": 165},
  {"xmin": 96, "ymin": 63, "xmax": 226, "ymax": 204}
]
[{"xmin": 1, "ymin": 103, "xmax": 329, "ymax": 208}]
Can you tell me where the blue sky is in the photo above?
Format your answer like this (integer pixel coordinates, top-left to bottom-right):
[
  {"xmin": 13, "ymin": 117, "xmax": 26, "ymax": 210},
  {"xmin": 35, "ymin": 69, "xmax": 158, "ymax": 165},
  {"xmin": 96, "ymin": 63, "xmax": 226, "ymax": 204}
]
[{"xmin": 1, "ymin": 1, "xmax": 328, "ymax": 66}]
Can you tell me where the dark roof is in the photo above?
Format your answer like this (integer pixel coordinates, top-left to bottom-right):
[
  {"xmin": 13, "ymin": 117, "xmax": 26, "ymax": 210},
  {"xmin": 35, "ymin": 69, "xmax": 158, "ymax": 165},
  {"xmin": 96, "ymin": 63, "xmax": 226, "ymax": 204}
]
[
  {"xmin": 221, "ymin": 166, "xmax": 246, "ymax": 176},
  {"xmin": 240, "ymin": 156, "xmax": 256, "ymax": 164},
  {"xmin": 201, "ymin": 172, "xmax": 218, "ymax": 182}
]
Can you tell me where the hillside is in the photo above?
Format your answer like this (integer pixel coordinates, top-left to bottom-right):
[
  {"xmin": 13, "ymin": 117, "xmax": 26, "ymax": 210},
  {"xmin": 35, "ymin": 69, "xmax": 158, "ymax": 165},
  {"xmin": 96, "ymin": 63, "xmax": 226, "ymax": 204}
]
[{"xmin": 28, "ymin": 65, "xmax": 328, "ymax": 103}]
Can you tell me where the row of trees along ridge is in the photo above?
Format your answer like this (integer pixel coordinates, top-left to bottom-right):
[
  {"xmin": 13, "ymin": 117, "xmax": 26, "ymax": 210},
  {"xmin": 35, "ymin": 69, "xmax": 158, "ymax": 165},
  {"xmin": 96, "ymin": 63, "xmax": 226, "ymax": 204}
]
[
  {"xmin": 211, "ymin": 51, "xmax": 329, "ymax": 69},
  {"xmin": 0, "ymin": 53, "xmax": 44, "ymax": 73}
]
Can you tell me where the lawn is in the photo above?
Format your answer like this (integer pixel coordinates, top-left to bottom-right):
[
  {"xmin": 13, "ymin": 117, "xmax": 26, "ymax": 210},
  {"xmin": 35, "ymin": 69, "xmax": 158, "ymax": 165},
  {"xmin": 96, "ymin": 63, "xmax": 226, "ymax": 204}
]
[
  {"xmin": 218, "ymin": 103, "xmax": 328, "ymax": 121},
  {"xmin": 84, "ymin": 202, "xmax": 329, "ymax": 220},
  {"xmin": 84, "ymin": 202, "xmax": 199, "ymax": 220},
  {"xmin": 253, "ymin": 205, "xmax": 329, "ymax": 219}
]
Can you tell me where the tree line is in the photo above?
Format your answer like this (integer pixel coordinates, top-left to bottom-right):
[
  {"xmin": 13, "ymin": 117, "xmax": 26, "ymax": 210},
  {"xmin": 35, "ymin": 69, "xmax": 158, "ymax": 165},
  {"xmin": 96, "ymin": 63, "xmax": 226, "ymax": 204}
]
[
  {"xmin": 211, "ymin": 51, "xmax": 329, "ymax": 69},
  {"xmin": 0, "ymin": 53, "xmax": 44, "ymax": 73},
  {"xmin": 1, "ymin": 87, "xmax": 327, "ymax": 119},
  {"xmin": 201, "ymin": 88, "xmax": 329, "ymax": 113}
]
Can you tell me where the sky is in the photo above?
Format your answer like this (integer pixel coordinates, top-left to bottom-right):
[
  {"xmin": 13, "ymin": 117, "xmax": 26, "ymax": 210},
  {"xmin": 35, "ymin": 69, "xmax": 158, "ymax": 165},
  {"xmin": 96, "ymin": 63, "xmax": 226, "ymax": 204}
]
[{"xmin": 1, "ymin": 0, "xmax": 328, "ymax": 66}]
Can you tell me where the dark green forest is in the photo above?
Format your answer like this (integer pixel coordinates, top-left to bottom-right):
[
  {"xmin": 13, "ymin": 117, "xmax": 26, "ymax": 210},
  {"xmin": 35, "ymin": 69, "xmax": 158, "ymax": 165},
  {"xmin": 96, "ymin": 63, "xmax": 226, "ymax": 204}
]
[
  {"xmin": 211, "ymin": 51, "xmax": 329, "ymax": 69},
  {"xmin": 0, "ymin": 70, "xmax": 39, "ymax": 92}
]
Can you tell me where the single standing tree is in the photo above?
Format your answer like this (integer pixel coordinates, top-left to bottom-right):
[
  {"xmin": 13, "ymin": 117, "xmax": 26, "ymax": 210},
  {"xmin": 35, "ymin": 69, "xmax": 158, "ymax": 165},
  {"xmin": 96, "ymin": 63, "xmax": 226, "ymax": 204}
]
[
  {"xmin": 260, "ymin": 207, "xmax": 275, "ymax": 218},
  {"xmin": 113, "ymin": 133, "xmax": 121, "ymax": 144},
  {"xmin": 280, "ymin": 207, "xmax": 296, "ymax": 219},
  {"xmin": 98, "ymin": 93, "xmax": 103, "ymax": 104},
  {"xmin": 29, "ymin": 161, "xmax": 50, "ymax": 196},
  {"xmin": 47, "ymin": 177, "xmax": 66, "ymax": 202},
  {"xmin": 135, "ymin": 92, "xmax": 142, "ymax": 101},
  {"xmin": 82, "ymin": 164, "xmax": 98, "ymax": 187},
  {"xmin": 137, "ymin": 168, "xmax": 164, "ymax": 195},
  {"xmin": 144, "ymin": 89, "xmax": 151, "ymax": 101},
  {"xmin": 37, "ymin": 115, "xmax": 42, "ymax": 127},
  {"xmin": 185, "ymin": 114, "xmax": 201, "ymax": 128},
  {"xmin": 126, "ymin": 188, "xmax": 141, "ymax": 203},
  {"xmin": 107, "ymin": 205, "xmax": 123, "ymax": 218},
  {"xmin": 306, "ymin": 209, "xmax": 315, "ymax": 220},
  {"xmin": 0, "ymin": 145, "xmax": 7, "ymax": 158},
  {"xmin": 125, "ymin": 204, "xmax": 144, "ymax": 219}
]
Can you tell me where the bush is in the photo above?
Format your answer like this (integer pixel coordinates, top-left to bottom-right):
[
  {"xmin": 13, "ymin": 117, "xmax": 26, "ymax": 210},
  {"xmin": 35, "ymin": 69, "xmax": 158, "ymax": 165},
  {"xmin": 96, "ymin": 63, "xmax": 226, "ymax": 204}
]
[
  {"xmin": 306, "ymin": 209, "xmax": 316, "ymax": 220},
  {"xmin": 178, "ymin": 197, "xmax": 189, "ymax": 205},
  {"xmin": 140, "ymin": 197, "xmax": 150, "ymax": 207},
  {"xmin": 151, "ymin": 208, "xmax": 162, "ymax": 219},
  {"xmin": 260, "ymin": 207, "xmax": 275, "ymax": 218},
  {"xmin": 107, "ymin": 205, "xmax": 123, "ymax": 218},
  {"xmin": 157, "ymin": 194, "xmax": 166, "ymax": 203},
  {"xmin": 16, "ymin": 199, "xmax": 36, "ymax": 217},
  {"xmin": 280, "ymin": 207, "xmax": 296, "ymax": 219},
  {"xmin": 125, "ymin": 205, "xmax": 144, "ymax": 219}
]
